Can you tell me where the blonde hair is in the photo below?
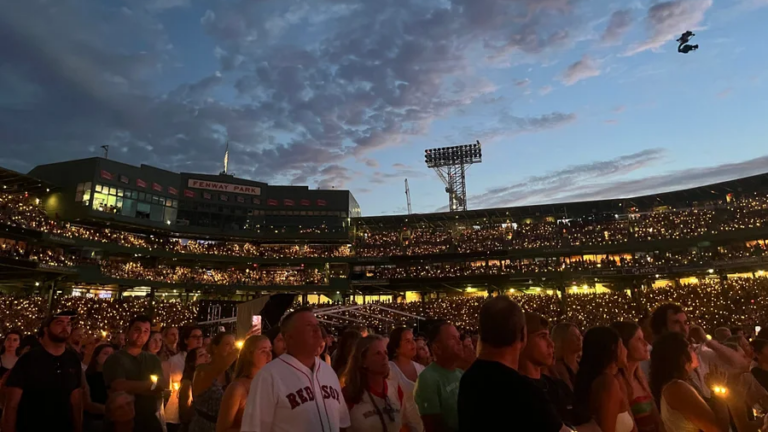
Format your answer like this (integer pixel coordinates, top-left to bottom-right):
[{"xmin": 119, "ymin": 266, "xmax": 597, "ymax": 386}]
[
  {"xmin": 234, "ymin": 335, "xmax": 270, "ymax": 379},
  {"xmin": 341, "ymin": 335, "xmax": 386, "ymax": 404}
]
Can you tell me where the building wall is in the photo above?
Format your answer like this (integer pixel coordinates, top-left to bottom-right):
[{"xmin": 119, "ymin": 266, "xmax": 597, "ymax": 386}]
[{"xmin": 29, "ymin": 158, "xmax": 358, "ymax": 240}]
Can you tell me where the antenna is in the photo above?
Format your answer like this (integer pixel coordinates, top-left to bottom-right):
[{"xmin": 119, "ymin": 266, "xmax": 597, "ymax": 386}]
[
  {"xmin": 405, "ymin": 179, "xmax": 412, "ymax": 215},
  {"xmin": 101, "ymin": 145, "xmax": 109, "ymax": 159},
  {"xmin": 223, "ymin": 141, "xmax": 229, "ymax": 174}
]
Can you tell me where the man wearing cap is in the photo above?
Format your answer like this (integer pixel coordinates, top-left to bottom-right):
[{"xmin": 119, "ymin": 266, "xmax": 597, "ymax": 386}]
[{"xmin": 2, "ymin": 311, "xmax": 83, "ymax": 432}]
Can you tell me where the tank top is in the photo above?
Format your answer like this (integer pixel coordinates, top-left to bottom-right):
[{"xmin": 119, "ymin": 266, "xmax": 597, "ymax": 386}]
[
  {"xmin": 660, "ymin": 381, "xmax": 699, "ymax": 432},
  {"xmin": 630, "ymin": 394, "xmax": 660, "ymax": 432},
  {"xmin": 347, "ymin": 380, "xmax": 404, "ymax": 432}
]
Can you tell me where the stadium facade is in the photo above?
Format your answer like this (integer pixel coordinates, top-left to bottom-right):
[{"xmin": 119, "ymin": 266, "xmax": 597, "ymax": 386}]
[{"xmin": 29, "ymin": 157, "xmax": 361, "ymax": 241}]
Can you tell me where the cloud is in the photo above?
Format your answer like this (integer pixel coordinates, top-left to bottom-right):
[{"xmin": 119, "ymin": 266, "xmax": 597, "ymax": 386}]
[
  {"xmin": 514, "ymin": 78, "xmax": 531, "ymax": 87},
  {"xmin": 461, "ymin": 110, "xmax": 577, "ymax": 144},
  {"xmin": 539, "ymin": 85, "xmax": 554, "ymax": 95},
  {"xmin": 0, "ymin": 0, "xmax": 588, "ymax": 187},
  {"xmin": 560, "ymin": 55, "xmax": 601, "ymax": 85},
  {"xmin": 370, "ymin": 164, "xmax": 427, "ymax": 185},
  {"xmin": 613, "ymin": 105, "xmax": 626, "ymax": 113},
  {"xmin": 316, "ymin": 164, "xmax": 355, "ymax": 189},
  {"xmin": 460, "ymin": 148, "xmax": 666, "ymax": 209},
  {"xmin": 624, "ymin": 0, "xmax": 713, "ymax": 56},
  {"xmin": 601, "ymin": 10, "xmax": 633, "ymax": 45},
  {"xmin": 717, "ymin": 88, "xmax": 733, "ymax": 98},
  {"xmin": 604, "ymin": 119, "xmax": 619, "ymax": 124}
]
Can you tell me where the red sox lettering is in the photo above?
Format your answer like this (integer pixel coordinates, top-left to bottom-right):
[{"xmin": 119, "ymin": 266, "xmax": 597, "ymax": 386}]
[{"xmin": 286, "ymin": 385, "xmax": 341, "ymax": 409}]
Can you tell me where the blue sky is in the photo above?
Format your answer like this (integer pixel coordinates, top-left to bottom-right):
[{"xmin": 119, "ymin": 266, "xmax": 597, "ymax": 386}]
[{"xmin": 1, "ymin": 0, "xmax": 768, "ymax": 215}]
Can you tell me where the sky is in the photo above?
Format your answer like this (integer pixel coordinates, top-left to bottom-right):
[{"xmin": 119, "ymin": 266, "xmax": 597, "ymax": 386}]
[{"xmin": 1, "ymin": 0, "xmax": 768, "ymax": 216}]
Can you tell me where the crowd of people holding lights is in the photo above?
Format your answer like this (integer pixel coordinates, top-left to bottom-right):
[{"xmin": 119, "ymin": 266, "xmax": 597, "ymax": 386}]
[{"xmin": 6, "ymin": 295, "xmax": 768, "ymax": 431}]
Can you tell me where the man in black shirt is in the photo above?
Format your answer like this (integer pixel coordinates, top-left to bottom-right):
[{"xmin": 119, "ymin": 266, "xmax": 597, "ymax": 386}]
[
  {"xmin": 457, "ymin": 296, "xmax": 572, "ymax": 432},
  {"xmin": 3, "ymin": 311, "xmax": 83, "ymax": 432},
  {"xmin": 519, "ymin": 311, "xmax": 575, "ymax": 427}
]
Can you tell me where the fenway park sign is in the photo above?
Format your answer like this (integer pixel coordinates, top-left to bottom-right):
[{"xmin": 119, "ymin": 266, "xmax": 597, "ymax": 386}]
[{"xmin": 187, "ymin": 179, "xmax": 261, "ymax": 196}]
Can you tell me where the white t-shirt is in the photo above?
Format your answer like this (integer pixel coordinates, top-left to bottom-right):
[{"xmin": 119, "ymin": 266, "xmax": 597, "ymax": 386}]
[
  {"xmin": 388, "ymin": 361, "xmax": 425, "ymax": 432},
  {"xmin": 241, "ymin": 354, "xmax": 350, "ymax": 432},
  {"xmin": 347, "ymin": 379, "xmax": 404, "ymax": 432},
  {"xmin": 163, "ymin": 351, "xmax": 186, "ymax": 424}
]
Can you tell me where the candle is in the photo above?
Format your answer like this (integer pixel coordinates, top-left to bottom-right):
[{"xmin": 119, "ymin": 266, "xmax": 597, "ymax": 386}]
[
  {"xmin": 101, "ymin": 330, "xmax": 107, "ymax": 337},
  {"xmin": 706, "ymin": 334, "xmax": 712, "ymax": 340},
  {"xmin": 173, "ymin": 382, "xmax": 180, "ymax": 391},
  {"xmin": 711, "ymin": 385, "xmax": 728, "ymax": 395},
  {"xmin": 150, "ymin": 375, "xmax": 158, "ymax": 384},
  {"xmin": 236, "ymin": 340, "xmax": 244, "ymax": 349}
]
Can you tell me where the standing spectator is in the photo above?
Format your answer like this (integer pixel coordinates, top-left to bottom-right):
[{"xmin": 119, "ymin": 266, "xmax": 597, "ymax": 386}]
[
  {"xmin": 0, "ymin": 330, "xmax": 21, "ymax": 378},
  {"xmin": 216, "ymin": 335, "xmax": 272, "ymax": 432},
  {"xmin": 144, "ymin": 331, "xmax": 163, "ymax": 356},
  {"xmin": 84, "ymin": 344, "xmax": 113, "ymax": 432},
  {"xmin": 342, "ymin": 335, "xmax": 420, "ymax": 432},
  {"xmin": 519, "ymin": 312, "xmax": 575, "ymax": 426},
  {"xmin": 610, "ymin": 321, "xmax": 662, "ymax": 432},
  {"xmin": 165, "ymin": 326, "xmax": 204, "ymax": 432},
  {"xmin": 751, "ymin": 338, "xmax": 768, "ymax": 391},
  {"xmin": 650, "ymin": 332, "xmax": 730, "ymax": 432},
  {"xmin": 188, "ymin": 332, "xmax": 238, "ymax": 432},
  {"xmin": 103, "ymin": 315, "xmax": 165, "ymax": 432},
  {"xmin": 387, "ymin": 327, "xmax": 425, "ymax": 432},
  {"xmin": 112, "ymin": 332, "xmax": 126, "ymax": 350},
  {"xmin": 573, "ymin": 326, "xmax": 635, "ymax": 432},
  {"xmin": 714, "ymin": 328, "xmax": 732, "ymax": 343},
  {"xmin": 647, "ymin": 303, "xmax": 747, "ymax": 399},
  {"xmin": 241, "ymin": 307, "xmax": 350, "ymax": 432},
  {"xmin": 160, "ymin": 327, "xmax": 180, "ymax": 362},
  {"xmin": 265, "ymin": 326, "xmax": 286, "ymax": 360},
  {"xmin": 458, "ymin": 297, "xmax": 568, "ymax": 432},
  {"xmin": 178, "ymin": 347, "xmax": 211, "ymax": 430},
  {"xmin": 333, "ymin": 329, "xmax": 363, "ymax": 379},
  {"xmin": 69, "ymin": 326, "xmax": 85, "ymax": 362},
  {"xmin": 551, "ymin": 322, "xmax": 582, "ymax": 391},
  {"xmin": 414, "ymin": 320, "xmax": 463, "ymax": 432},
  {"xmin": 414, "ymin": 337, "xmax": 431, "ymax": 367},
  {"xmin": 2, "ymin": 311, "xmax": 83, "ymax": 432}
]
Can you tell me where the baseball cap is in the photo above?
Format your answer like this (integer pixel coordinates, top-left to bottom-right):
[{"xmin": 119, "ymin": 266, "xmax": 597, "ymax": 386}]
[
  {"xmin": 525, "ymin": 312, "xmax": 549, "ymax": 334},
  {"xmin": 41, "ymin": 310, "xmax": 78, "ymax": 329}
]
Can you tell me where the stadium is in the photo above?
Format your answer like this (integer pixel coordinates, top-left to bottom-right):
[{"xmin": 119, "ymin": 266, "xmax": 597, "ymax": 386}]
[{"xmin": 2, "ymin": 156, "xmax": 768, "ymax": 336}]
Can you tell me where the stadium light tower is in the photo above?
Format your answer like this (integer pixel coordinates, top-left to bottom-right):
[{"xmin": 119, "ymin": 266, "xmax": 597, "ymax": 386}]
[{"xmin": 424, "ymin": 140, "xmax": 482, "ymax": 212}]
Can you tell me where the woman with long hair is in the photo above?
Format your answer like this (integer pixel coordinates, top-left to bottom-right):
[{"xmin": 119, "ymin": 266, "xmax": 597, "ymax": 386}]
[
  {"xmin": 179, "ymin": 347, "xmax": 212, "ymax": 430},
  {"xmin": 318, "ymin": 327, "xmax": 332, "ymax": 365},
  {"xmin": 573, "ymin": 326, "xmax": 636, "ymax": 432},
  {"xmin": 650, "ymin": 332, "xmax": 729, "ymax": 432},
  {"xmin": 610, "ymin": 321, "xmax": 663, "ymax": 432},
  {"xmin": 188, "ymin": 332, "xmax": 239, "ymax": 432},
  {"xmin": 84, "ymin": 344, "xmax": 114, "ymax": 431},
  {"xmin": 551, "ymin": 322, "xmax": 582, "ymax": 391},
  {"xmin": 387, "ymin": 327, "xmax": 424, "ymax": 432},
  {"xmin": 413, "ymin": 336, "xmax": 431, "ymax": 367},
  {"xmin": 333, "ymin": 329, "xmax": 363, "ymax": 379},
  {"xmin": 265, "ymin": 326, "xmax": 286, "ymax": 359},
  {"xmin": 342, "ymin": 335, "xmax": 419, "ymax": 432},
  {"xmin": 144, "ymin": 331, "xmax": 164, "ymax": 356},
  {"xmin": 0, "ymin": 330, "xmax": 21, "ymax": 378},
  {"xmin": 216, "ymin": 335, "xmax": 272, "ymax": 432}
]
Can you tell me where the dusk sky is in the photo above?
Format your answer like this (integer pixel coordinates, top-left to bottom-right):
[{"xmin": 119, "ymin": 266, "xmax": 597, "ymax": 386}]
[{"xmin": 2, "ymin": 0, "xmax": 768, "ymax": 215}]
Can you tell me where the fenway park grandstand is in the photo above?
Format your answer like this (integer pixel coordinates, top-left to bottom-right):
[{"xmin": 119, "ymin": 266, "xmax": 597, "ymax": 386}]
[{"xmin": 3, "ymin": 157, "xmax": 768, "ymax": 337}]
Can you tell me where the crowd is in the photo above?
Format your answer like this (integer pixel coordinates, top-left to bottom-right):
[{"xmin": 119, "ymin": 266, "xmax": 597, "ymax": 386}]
[
  {"xmin": 7, "ymin": 292, "xmax": 768, "ymax": 431},
  {"xmin": 0, "ymin": 295, "xmax": 198, "ymax": 336},
  {"xmin": 100, "ymin": 262, "xmax": 327, "ymax": 286},
  {"xmin": 364, "ymin": 245, "xmax": 766, "ymax": 280}
]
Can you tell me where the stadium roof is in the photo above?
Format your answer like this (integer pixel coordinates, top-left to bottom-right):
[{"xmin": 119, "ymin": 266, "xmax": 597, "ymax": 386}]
[
  {"xmin": 0, "ymin": 166, "xmax": 57, "ymax": 195},
  {"xmin": 356, "ymin": 171, "xmax": 768, "ymax": 225}
]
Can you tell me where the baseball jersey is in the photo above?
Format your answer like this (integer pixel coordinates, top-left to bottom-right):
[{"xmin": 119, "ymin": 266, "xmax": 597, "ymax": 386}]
[
  {"xmin": 241, "ymin": 354, "xmax": 350, "ymax": 432},
  {"xmin": 346, "ymin": 379, "xmax": 405, "ymax": 432}
]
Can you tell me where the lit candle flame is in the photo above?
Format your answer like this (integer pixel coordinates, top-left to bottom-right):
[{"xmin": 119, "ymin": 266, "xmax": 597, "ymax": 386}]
[
  {"xmin": 706, "ymin": 334, "xmax": 712, "ymax": 340},
  {"xmin": 173, "ymin": 382, "xmax": 180, "ymax": 391},
  {"xmin": 101, "ymin": 330, "xmax": 107, "ymax": 337},
  {"xmin": 712, "ymin": 386, "xmax": 728, "ymax": 395},
  {"xmin": 150, "ymin": 375, "xmax": 158, "ymax": 384},
  {"xmin": 236, "ymin": 340, "xmax": 244, "ymax": 349}
]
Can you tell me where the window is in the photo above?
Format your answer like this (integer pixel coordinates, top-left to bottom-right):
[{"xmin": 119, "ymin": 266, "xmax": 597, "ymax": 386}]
[
  {"xmin": 139, "ymin": 192, "xmax": 145, "ymax": 201},
  {"xmin": 95, "ymin": 184, "xmax": 103, "ymax": 193}
]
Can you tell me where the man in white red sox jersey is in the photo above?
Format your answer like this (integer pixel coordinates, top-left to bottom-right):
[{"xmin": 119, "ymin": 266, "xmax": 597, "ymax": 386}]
[{"xmin": 242, "ymin": 307, "xmax": 351, "ymax": 432}]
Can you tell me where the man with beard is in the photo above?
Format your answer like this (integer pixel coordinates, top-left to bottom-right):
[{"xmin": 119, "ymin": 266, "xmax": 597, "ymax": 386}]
[
  {"xmin": 2, "ymin": 311, "xmax": 83, "ymax": 432},
  {"xmin": 103, "ymin": 315, "xmax": 165, "ymax": 432}
]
